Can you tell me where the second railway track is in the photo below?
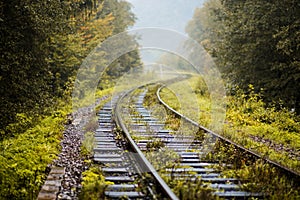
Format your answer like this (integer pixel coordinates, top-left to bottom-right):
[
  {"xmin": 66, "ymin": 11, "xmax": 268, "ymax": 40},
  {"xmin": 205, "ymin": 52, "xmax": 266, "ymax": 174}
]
[{"xmin": 92, "ymin": 83, "xmax": 300, "ymax": 199}]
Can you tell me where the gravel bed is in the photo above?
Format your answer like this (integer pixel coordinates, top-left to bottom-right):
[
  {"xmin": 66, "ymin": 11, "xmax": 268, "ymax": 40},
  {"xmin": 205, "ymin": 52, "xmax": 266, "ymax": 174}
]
[{"xmin": 48, "ymin": 99, "xmax": 105, "ymax": 200}]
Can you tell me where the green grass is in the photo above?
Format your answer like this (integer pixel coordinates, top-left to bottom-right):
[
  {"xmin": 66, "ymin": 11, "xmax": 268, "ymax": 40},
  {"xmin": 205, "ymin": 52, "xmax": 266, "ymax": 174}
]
[
  {"xmin": 81, "ymin": 131, "xmax": 96, "ymax": 157},
  {"xmin": 159, "ymin": 75, "xmax": 300, "ymax": 174},
  {"xmin": 79, "ymin": 166, "xmax": 113, "ymax": 200},
  {"xmin": 0, "ymin": 106, "xmax": 69, "ymax": 199},
  {"xmin": 125, "ymin": 83, "xmax": 299, "ymax": 199},
  {"xmin": 205, "ymin": 140, "xmax": 300, "ymax": 199},
  {"xmin": 159, "ymin": 76, "xmax": 212, "ymax": 127},
  {"xmin": 158, "ymin": 75, "xmax": 300, "ymax": 199},
  {"xmin": 95, "ymin": 87, "xmax": 114, "ymax": 112},
  {"xmin": 79, "ymin": 87, "xmax": 117, "ymax": 198},
  {"xmin": 0, "ymin": 84, "xmax": 114, "ymax": 199}
]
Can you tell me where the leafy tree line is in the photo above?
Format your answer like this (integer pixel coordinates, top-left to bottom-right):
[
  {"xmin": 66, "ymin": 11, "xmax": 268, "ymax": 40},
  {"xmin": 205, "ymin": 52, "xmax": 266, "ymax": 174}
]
[
  {"xmin": 0, "ymin": 0, "xmax": 141, "ymax": 135},
  {"xmin": 0, "ymin": 0, "xmax": 141, "ymax": 198},
  {"xmin": 186, "ymin": 0, "xmax": 300, "ymax": 112}
]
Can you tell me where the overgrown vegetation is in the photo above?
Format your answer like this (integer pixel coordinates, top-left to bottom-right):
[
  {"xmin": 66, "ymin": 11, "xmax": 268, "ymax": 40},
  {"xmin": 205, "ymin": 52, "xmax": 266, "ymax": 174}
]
[
  {"xmin": 144, "ymin": 146, "xmax": 216, "ymax": 200},
  {"xmin": 79, "ymin": 87, "xmax": 115, "ymax": 197},
  {"xmin": 146, "ymin": 139, "xmax": 165, "ymax": 151},
  {"xmin": 143, "ymin": 85, "xmax": 181, "ymax": 131},
  {"xmin": 163, "ymin": 177, "xmax": 218, "ymax": 200},
  {"xmin": 160, "ymin": 76, "xmax": 300, "ymax": 199},
  {"xmin": 81, "ymin": 131, "xmax": 96, "ymax": 158},
  {"xmin": 0, "ymin": 103, "xmax": 69, "ymax": 199},
  {"xmin": 1, "ymin": 0, "xmax": 141, "ymax": 134},
  {"xmin": 160, "ymin": 76, "xmax": 211, "ymax": 127},
  {"xmin": 205, "ymin": 140, "xmax": 300, "ymax": 199},
  {"xmin": 139, "ymin": 85, "xmax": 220, "ymax": 199},
  {"xmin": 79, "ymin": 166, "xmax": 113, "ymax": 200},
  {"xmin": 146, "ymin": 147, "xmax": 218, "ymax": 200},
  {"xmin": 186, "ymin": 0, "xmax": 300, "ymax": 112},
  {"xmin": 0, "ymin": 0, "xmax": 140, "ymax": 198},
  {"xmin": 161, "ymin": 76, "xmax": 300, "ymax": 173},
  {"xmin": 95, "ymin": 88, "xmax": 114, "ymax": 112}
]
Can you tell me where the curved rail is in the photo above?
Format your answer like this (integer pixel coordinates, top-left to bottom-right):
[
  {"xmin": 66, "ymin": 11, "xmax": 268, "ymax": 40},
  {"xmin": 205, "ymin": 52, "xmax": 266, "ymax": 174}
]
[
  {"xmin": 114, "ymin": 89, "xmax": 179, "ymax": 200},
  {"xmin": 157, "ymin": 85, "xmax": 300, "ymax": 179}
]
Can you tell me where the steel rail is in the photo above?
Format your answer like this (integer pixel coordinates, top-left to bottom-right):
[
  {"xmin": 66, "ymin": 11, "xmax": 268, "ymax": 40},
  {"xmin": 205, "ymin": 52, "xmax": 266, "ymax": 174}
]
[
  {"xmin": 114, "ymin": 89, "xmax": 179, "ymax": 200},
  {"xmin": 156, "ymin": 85, "xmax": 300, "ymax": 179}
]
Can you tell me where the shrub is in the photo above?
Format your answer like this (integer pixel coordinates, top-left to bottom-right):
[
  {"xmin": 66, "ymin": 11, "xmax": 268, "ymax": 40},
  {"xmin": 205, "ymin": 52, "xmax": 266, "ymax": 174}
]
[
  {"xmin": 79, "ymin": 167, "xmax": 113, "ymax": 200},
  {"xmin": 0, "ymin": 110, "xmax": 67, "ymax": 199}
]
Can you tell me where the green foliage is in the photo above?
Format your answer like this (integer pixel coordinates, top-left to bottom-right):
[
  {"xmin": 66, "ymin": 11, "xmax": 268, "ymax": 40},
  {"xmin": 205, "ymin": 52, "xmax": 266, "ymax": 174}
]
[
  {"xmin": 227, "ymin": 85, "xmax": 300, "ymax": 152},
  {"xmin": 186, "ymin": 0, "xmax": 300, "ymax": 112},
  {"xmin": 0, "ymin": 0, "xmax": 70, "ymax": 130},
  {"xmin": 0, "ymin": 0, "xmax": 140, "ymax": 133},
  {"xmin": 95, "ymin": 88, "xmax": 114, "ymax": 109},
  {"xmin": 3, "ymin": 114, "xmax": 33, "ymax": 137},
  {"xmin": 159, "ymin": 77, "xmax": 212, "ymax": 127},
  {"xmin": 235, "ymin": 160, "xmax": 300, "ymax": 199},
  {"xmin": 143, "ymin": 85, "xmax": 161, "ymax": 108},
  {"xmin": 146, "ymin": 139, "xmax": 165, "ymax": 151},
  {"xmin": 81, "ymin": 131, "xmax": 95, "ymax": 157},
  {"xmin": 146, "ymin": 149, "xmax": 217, "ymax": 199},
  {"xmin": 97, "ymin": 0, "xmax": 142, "ymax": 90},
  {"xmin": 163, "ymin": 176, "xmax": 218, "ymax": 200},
  {"xmin": 161, "ymin": 75, "xmax": 300, "ymax": 172},
  {"xmin": 143, "ymin": 85, "xmax": 181, "ymax": 131},
  {"xmin": 0, "ymin": 1, "xmax": 140, "ymax": 198},
  {"xmin": 206, "ymin": 141, "xmax": 300, "ymax": 199},
  {"xmin": 223, "ymin": 86, "xmax": 300, "ymax": 172},
  {"xmin": 0, "ymin": 108, "xmax": 67, "ymax": 199},
  {"xmin": 145, "ymin": 149, "xmax": 180, "ymax": 170},
  {"xmin": 101, "ymin": 0, "xmax": 135, "ymax": 34},
  {"xmin": 79, "ymin": 167, "xmax": 113, "ymax": 200},
  {"xmin": 159, "ymin": 88, "xmax": 181, "ymax": 111}
]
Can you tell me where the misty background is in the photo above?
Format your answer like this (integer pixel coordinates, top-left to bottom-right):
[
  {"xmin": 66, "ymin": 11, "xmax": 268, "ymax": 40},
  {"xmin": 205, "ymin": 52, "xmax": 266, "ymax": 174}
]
[{"xmin": 126, "ymin": 0, "xmax": 205, "ymax": 65}]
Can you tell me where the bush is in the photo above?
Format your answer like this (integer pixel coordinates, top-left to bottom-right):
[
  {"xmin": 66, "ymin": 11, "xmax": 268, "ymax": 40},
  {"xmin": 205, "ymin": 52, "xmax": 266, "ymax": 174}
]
[
  {"xmin": 79, "ymin": 167, "xmax": 113, "ymax": 200},
  {"xmin": 0, "ymin": 110, "xmax": 67, "ymax": 199}
]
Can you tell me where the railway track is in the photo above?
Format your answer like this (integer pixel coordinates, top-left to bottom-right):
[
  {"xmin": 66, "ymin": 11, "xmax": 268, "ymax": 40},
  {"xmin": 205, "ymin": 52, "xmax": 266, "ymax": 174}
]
[
  {"xmin": 93, "ymin": 95, "xmax": 177, "ymax": 199},
  {"xmin": 115, "ymin": 89, "xmax": 263, "ymax": 200},
  {"xmin": 93, "ymin": 83, "xmax": 300, "ymax": 199}
]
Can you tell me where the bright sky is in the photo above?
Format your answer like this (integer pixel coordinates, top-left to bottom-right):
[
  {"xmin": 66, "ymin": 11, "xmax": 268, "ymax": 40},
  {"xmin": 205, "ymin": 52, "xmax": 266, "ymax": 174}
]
[{"xmin": 125, "ymin": 0, "xmax": 204, "ymax": 33}]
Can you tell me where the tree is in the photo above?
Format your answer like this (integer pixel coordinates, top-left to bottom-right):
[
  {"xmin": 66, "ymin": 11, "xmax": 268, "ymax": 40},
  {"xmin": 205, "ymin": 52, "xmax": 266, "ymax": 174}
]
[
  {"xmin": 0, "ymin": 0, "xmax": 141, "ymax": 134},
  {"xmin": 0, "ymin": 0, "xmax": 68, "ymax": 131},
  {"xmin": 186, "ymin": 0, "xmax": 300, "ymax": 111},
  {"xmin": 98, "ymin": 0, "xmax": 142, "ymax": 89}
]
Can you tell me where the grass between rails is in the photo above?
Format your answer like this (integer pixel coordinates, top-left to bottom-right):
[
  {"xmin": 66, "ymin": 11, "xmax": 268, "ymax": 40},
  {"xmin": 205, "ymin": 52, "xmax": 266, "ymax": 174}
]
[
  {"xmin": 80, "ymin": 87, "xmax": 114, "ymax": 158},
  {"xmin": 204, "ymin": 140, "xmax": 300, "ymax": 199},
  {"xmin": 80, "ymin": 87, "xmax": 115, "ymax": 199},
  {"xmin": 133, "ymin": 85, "xmax": 299, "ymax": 199},
  {"xmin": 159, "ymin": 75, "xmax": 300, "ymax": 174},
  {"xmin": 143, "ymin": 85, "xmax": 181, "ymax": 131},
  {"xmin": 142, "ymin": 85, "xmax": 221, "ymax": 199},
  {"xmin": 79, "ymin": 166, "xmax": 113, "ymax": 200},
  {"xmin": 158, "ymin": 76, "xmax": 300, "ymax": 199},
  {"xmin": 145, "ymin": 148, "xmax": 219, "ymax": 200}
]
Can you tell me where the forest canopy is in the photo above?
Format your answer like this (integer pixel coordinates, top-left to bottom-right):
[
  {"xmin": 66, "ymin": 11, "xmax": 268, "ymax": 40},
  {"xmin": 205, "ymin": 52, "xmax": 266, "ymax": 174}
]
[
  {"xmin": 0, "ymin": 0, "xmax": 141, "ymax": 198},
  {"xmin": 186, "ymin": 0, "xmax": 300, "ymax": 112},
  {"xmin": 0, "ymin": 0, "xmax": 141, "ymax": 134}
]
